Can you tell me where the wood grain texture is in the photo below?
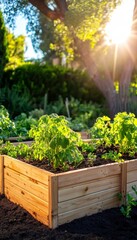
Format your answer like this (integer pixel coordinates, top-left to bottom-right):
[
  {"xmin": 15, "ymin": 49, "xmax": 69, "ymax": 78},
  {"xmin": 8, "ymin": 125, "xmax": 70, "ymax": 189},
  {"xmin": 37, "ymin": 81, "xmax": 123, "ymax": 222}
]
[
  {"xmin": 59, "ymin": 175, "xmax": 120, "ymax": 202},
  {"xmin": 58, "ymin": 163, "xmax": 121, "ymax": 188},
  {"xmin": 4, "ymin": 155, "xmax": 54, "ymax": 185},
  {"xmin": 127, "ymin": 170, "xmax": 137, "ymax": 183},
  {"xmin": 58, "ymin": 187, "xmax": 119, "ymax": 214},
  {"xmin": 5, "ymin": 168, "xmax": 48, "ymax": 202},
  {"xmin": 121, "ymin": 163, "xmax": 127, "ymax": 205},
  {"xmin": 127, "ymin": 159, "xmax": 137, "ymax": 172},
  {"xmin": 5, "ymin": 179, "xmax": 48, "ymax": 211},
  {"xmin": 48, "ymin": 175, "xmax": 58, "ymax": 229},
  {"xmin": 5, "ymin": 184, "xmax": 49, "ymax": 226},
  {"xmin": 58, "ymin": 197, "xmax": 119, "ymax": 225},
  {"xmin": 0, "ymin": 155, "xmax": 4, "ymax": 194}
]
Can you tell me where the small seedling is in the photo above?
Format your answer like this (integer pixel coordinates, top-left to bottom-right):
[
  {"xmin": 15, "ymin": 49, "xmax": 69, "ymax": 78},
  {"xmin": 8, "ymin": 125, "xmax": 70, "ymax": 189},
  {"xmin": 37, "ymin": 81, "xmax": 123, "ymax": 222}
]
[{"xmin": 118, "ymin": 185, "xmax": 137, "ymax": 218}]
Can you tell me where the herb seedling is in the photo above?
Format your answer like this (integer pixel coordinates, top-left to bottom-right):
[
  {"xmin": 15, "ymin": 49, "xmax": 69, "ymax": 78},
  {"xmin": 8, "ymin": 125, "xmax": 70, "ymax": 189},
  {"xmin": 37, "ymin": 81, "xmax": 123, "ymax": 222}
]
[{"xmin": 118, "ymin": 185, "xmax": 137, "ymax": 218}]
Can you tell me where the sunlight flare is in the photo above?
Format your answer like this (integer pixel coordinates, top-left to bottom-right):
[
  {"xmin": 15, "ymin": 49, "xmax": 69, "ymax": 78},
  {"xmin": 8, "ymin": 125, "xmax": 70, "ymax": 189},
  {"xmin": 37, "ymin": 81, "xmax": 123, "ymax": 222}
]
[{"xmin": 105, "ymin": 0, "xmax": 134, "ymax": 45}]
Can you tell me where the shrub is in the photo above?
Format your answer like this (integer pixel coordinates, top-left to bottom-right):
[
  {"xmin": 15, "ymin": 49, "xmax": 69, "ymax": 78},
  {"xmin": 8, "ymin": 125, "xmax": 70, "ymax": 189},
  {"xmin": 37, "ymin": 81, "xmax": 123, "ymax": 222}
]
[{"xmin": 2, "ymin": 63, "xmax": 105, "ymax": 116}]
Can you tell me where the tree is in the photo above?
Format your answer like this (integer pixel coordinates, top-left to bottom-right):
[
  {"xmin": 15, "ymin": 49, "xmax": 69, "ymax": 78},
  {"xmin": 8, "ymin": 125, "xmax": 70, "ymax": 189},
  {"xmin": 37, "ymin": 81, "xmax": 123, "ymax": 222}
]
[
  {"xmin": 0, "ymin": 11, "xmax": 8, "ymax": 82},
  {"xmin": 5, "ymin": 32, "xmax": 25, "ymax": 70},
  {"xmin": 1, "ymin": 0, "xmax": 137, "ymax": 117}
]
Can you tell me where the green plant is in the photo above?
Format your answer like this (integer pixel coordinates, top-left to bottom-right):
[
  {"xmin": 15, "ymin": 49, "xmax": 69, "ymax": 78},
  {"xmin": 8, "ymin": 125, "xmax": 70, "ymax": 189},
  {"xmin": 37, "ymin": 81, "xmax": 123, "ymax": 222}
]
[
  {"xmin": 29, "ymin": 108, "xmax": 44, "ymax": 119},
  {"xmin": 3, "ymin": 63, "xmax": 105, "ymax": 116},
  {"xmin": 101, "ymin": 151, "xmax": 123, "ymax": 163},
  {"xmin": 90, "ymin": 112, "xmax": 137, "ymax": 157},
  {"xmin": 0, "ymin": 85, "xmax": 33, "ymax": 118},
  {"xmin": 87, "ymin": 152, "xmax": 96, "ymax": 166},
  {"xmin": 0, "ymin": 11, "xmax": 8, "ymax": 83},
  {"xmin": 118, "ymin": 185, "xmax": 137, "ymax": 218},
  {"xmin": 0, "ymin": 105, "xmax": 16, "ymax": 140},
  {"xmin": 0, "ymin": 141, "xmax": 30, "ymax": 159},
  {"xmin": 14, "ymin": 113, "xmax": 37, "ymax": 138},
  {"xmin": 29, "ymin": 114, "xmax": 84, "ymax": 169}
]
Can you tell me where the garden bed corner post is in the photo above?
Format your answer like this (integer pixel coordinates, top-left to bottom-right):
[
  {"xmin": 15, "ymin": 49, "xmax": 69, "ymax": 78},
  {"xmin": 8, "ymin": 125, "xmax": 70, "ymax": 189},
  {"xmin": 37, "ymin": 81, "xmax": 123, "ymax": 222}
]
[
  {"xmin": 121, "ymin": 162, "xmax": 127, "ymax": 205},
  {"xmin": 0, "ymin": 155, "xmax": 4, "ymax": 195},
  {"xmin": 48, "ymin": 175, "xmax": 58, "ymax": 229}
]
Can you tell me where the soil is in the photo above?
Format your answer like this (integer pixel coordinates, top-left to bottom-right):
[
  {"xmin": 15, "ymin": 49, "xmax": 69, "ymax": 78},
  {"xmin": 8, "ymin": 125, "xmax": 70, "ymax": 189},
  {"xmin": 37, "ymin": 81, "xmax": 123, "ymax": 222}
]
[{"xmin": 1, "ymin": 194, "xmax": 137, "ymax": 240}]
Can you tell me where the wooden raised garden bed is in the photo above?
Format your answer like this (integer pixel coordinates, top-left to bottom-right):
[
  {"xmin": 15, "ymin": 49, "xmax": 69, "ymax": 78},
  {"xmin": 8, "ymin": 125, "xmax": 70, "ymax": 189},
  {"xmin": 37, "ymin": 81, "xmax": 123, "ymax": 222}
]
[{"xmin": 0, "ymin": 155, "xmax": 137, "ymax": 229}]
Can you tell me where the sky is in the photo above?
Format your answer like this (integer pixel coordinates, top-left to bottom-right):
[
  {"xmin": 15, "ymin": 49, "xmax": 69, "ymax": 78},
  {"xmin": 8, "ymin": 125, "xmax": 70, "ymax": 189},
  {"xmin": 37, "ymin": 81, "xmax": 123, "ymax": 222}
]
[{"xmin": 12, "ymin": 16, "xmax": 43, "ymax": 60}]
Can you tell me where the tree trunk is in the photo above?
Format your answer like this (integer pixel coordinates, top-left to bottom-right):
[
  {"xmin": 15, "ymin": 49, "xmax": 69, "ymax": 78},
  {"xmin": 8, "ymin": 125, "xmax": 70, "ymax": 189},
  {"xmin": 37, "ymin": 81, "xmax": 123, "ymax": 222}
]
[{"xmin": 118, "ymin": 59, "xmax": 134, "ymax": 112}]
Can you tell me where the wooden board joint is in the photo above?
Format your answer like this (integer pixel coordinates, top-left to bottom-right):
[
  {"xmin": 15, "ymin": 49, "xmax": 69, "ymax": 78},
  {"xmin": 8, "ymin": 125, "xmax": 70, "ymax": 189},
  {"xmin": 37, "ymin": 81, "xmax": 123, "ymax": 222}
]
[{"xmin": 48, "ymin": 175, "xmax": 58, "ymax": 228}]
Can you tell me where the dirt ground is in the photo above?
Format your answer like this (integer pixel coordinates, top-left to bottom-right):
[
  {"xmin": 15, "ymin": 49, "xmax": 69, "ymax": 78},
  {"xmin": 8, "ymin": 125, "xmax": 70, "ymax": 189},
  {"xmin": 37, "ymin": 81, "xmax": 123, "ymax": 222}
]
[{"xmin": 1, "ymin": 195, "xmax": 137, "ymax": 240}]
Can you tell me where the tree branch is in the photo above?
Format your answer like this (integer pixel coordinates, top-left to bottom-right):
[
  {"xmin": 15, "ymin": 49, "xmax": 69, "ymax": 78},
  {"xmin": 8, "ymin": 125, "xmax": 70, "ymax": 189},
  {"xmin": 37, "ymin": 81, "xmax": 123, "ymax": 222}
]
[
  {"xmin": 29, "ymin": 0, "xmax": 64, "ymax": 20},
  {"xmin": 54, "ymin": 0, "xmax": 68, "ymax": 17}
]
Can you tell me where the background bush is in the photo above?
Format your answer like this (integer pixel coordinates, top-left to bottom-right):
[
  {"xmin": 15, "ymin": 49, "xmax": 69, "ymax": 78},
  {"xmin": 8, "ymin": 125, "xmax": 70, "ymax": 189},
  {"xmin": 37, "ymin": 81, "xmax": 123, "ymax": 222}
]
[{"xmin": 1, "ymin": 63, "xmax": 105, "ymax": 117}]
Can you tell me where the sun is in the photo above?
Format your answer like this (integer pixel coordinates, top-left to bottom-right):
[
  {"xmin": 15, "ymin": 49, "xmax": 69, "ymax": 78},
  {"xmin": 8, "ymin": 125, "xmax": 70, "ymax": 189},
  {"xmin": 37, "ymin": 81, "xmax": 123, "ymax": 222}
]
[{"xmin": 105, "ymin": 0, "xmax": 134, "ymax": 45}]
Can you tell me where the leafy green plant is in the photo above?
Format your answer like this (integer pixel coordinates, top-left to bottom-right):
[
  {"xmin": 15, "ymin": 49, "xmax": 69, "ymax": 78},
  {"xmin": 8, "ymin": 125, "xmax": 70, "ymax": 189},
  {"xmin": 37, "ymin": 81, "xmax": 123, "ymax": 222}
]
[
  {"xmin": 29, "ymin": 114, "xmax": 84, "ymax": 169},
  {"xmin": 14, "ymin": 113, "xmax": 37, "ymax": 138},
  {"xmin": 89, "ymin": 115, "xmax": 111, "ymax": 145},
  {"xmin": 87, "ymin": 152, "xmax": 96, "ymax": 166},
  {"xmin": 118, "ymin": 185, "xmax": 137, "ymax": 218},
  {"xmin": 90, "ymin": 112, "xmax": 137, "ymax": 157},
  {"xmin": 68, "ymin": 97, "xmax": 106, "ymax": 131},
  {"xmin": 0, "ymin": 141, "xmax": 30, "ymax": 159},
  {"xmin": 101, "ymin": 151, "xmax": 123, "ymax": 163},
  {"xmin": 0, "ymin": 105, "xmax": 16, "ymax": 140}
]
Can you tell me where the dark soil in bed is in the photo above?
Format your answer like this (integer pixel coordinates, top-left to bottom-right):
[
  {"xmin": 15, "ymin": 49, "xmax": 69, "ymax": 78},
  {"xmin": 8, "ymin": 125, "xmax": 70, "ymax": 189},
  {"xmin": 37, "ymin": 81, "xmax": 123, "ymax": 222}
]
[{"xmin": 1, "ymin": 195, "xmax": 137, "ymax": 240}]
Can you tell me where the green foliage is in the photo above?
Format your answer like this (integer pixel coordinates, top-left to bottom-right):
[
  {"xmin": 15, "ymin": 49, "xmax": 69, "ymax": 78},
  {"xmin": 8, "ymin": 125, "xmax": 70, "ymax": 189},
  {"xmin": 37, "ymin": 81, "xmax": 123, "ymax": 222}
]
[
  {"xmin": 2, "ymin": 63, "xmax": 104, "ymax": 117},
  {"xmin": 0, "ymin": 141, "xmax": 30, "ymax": 159},
  {"xmin": 29, "ymin": 114, "xmax": 83, "ymax": 169},
  {"xmin": 3, "ymin": 63, "xmax": 103, "ymax": 103},
  {"xmin": 0, "ymin": 105, "xmax": 37, "ymax": 140},
  {"xmin": 119, "ymin": 185, "xmax": 137, "ymax": 218},
  {"xmin": 90, "ymin": 115, "xmax": 111, "ymax": 144},
  {"xmin": 101, "ymin": 150, "xmax": 123, "ymax": 163},
  {"xmin": 29, "ymin": 109, "xmax": 44, "ymax": 120},
  {"xmin": 5, "ymin": 32, "xmax": 25, "ymax": 70},
  {"xmin": 0, "ymin": 105, "xmax": 16, "ymax": 140},
  {"xmin": 90, "ymin": 112, "xmax": 137, "ymax": 157},
  {"xmin": 0, "ymin": 85, "xmax": 33, "ymax": 118},
  {"xmin": 0, "ymin": 11, "xmax": 8, "ymax": 82},
  {"xmin": 68, "ymin": 97, "xmax": 105, "ymax": 131},
  {"xmin": 28, "ymin": 97, "xmax": 106, "ymax": 131},
  {"xmin": 14, "ymin": 113, "xmax": 37, "ymax": 138}
]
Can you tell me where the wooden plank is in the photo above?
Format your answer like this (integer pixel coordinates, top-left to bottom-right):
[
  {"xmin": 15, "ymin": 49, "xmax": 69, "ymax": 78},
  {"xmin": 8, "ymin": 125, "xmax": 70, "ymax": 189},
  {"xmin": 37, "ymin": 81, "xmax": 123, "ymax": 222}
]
[
  {"xmin": 127, "ymin": 159, "xmax": 137, "ymax": 172},
  {"xmin": 0, "ymin": 155, "xmax": 4, "ymax": 194},
  {"xmin": 48, "ymin": 175, "xmax": 58, "ymax": 229},
  {"xmin": 127, "ymin": 181, "xmax": 137, "ymax": 192},
  {"xmin": 58, "ymin": 197, "xmax": 119, "ymax": 225},
  {"xmin": 5, "ymin": 179, "xmax": 49, "ymax": 212},
  {"xmin": 12, "ymin": 141, "xmax": 33, "ymax": 146},
  {"xmin": 127, "ymin": 170, "xmax": 137, "ymax": 183},
  {"xmin": 121, "ymin": 163, "xmax": 127, "ymax": 205},
  {"xmin": 58, "ymin": 163, "xmax": 121, "ymax": 188},
  {"xmin": 5, "ymin": 186, "xmax": 49, "ymax": 226},
  {"xmin": 5, "ymin": 168, "xmax": 48, "ymax": 202},
  {"xmin": 58, "ymin": 187, "xmax": 119, "ymax": 214},
  {"xmin": 59, "ymin": 175, "xmax": 120, "ymax": 202},
  {"xmin": 4, "ymin": 155, "xmax": 54, "ymax": 185}
]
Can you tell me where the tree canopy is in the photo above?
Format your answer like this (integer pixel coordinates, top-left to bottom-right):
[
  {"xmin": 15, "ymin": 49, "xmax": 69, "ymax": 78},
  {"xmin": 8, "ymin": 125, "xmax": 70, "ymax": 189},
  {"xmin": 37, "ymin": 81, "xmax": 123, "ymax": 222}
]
[
  {"xmin": 0, "ymin": 10, "xmax": 8, "ymax": 81},
  {"xmin": 1, "ymin": 0, "xmax": 120, "ymax": 51},
  {"xmin": 1, "ymin": 0, "xmax": 137, "ymax": 117}
]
